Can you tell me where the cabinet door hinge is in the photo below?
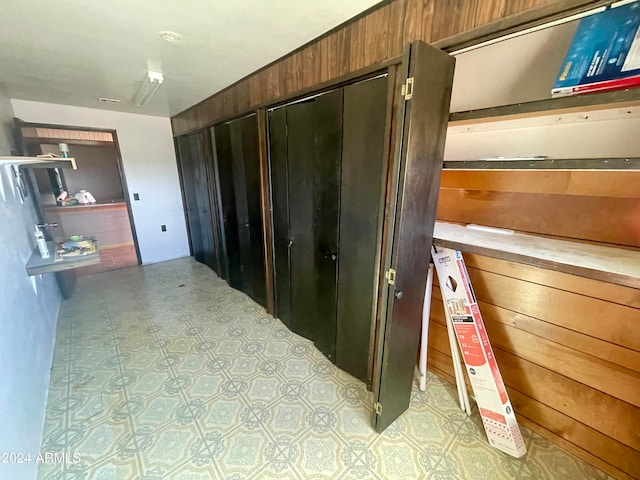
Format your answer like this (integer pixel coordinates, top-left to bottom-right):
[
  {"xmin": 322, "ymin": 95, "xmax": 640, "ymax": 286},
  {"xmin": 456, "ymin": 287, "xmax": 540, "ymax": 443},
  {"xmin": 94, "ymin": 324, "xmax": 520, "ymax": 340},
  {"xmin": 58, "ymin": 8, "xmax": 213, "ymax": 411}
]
[
  {"xmin": 401, "ymin": 77, "xmax": 414, "ymax": 100},
  {"xmin": 374, "ymin": 402, "xmax": 382, "ymax": 416},
  {"xmin": 385, "ymin": 268, "xmax": 396, "ymax": 285}
]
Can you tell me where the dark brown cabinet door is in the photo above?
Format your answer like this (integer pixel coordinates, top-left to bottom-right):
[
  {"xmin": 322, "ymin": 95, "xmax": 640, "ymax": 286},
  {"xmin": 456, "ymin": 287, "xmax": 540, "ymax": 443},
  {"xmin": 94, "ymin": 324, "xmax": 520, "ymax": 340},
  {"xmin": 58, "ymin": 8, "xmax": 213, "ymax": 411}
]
[
  {"xmin": 286, "ymin": 91, "xmax": 342, "ymax": 361},
  {"xmin": 337, "ymin": 75, "xmax": 389, "ymax": 386},
  {"xmin": 212, "ymin": 123, "xmax": 242, "ymax": 288},
  {"xmin": 269, "ymin": 78, "xmax": 388, "ymax": 375},
  {"xmin": 212, "ymin": 116, "xmax": 267, "ymax": 307},
  {"xmin": 176, "ymin": 132, "xmax": 218, "ymax": 273},
  {"xmin": 269, "ymin": 107, "xmax": 292, "ymax": 328},
  {"xmin": 373, "ymin": 42, "xmax": 455, "ymax": 432}
]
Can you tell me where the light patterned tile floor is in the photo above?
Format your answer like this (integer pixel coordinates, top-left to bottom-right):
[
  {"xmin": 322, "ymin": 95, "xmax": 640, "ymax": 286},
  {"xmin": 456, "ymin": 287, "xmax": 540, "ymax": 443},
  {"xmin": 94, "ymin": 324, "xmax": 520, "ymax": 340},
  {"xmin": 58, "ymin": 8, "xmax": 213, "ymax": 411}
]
[{"xmin": 39, "ymin": 257, "xmax": 613, "ymax": 480}]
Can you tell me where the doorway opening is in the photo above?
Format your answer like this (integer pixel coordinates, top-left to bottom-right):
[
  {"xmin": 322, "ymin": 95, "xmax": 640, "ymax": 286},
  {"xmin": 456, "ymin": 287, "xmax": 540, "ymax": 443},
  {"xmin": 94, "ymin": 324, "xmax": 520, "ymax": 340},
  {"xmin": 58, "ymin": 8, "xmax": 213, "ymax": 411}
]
[{"xmin": 16, "ymin": 121, "xmax": 140, "ymax": 275}]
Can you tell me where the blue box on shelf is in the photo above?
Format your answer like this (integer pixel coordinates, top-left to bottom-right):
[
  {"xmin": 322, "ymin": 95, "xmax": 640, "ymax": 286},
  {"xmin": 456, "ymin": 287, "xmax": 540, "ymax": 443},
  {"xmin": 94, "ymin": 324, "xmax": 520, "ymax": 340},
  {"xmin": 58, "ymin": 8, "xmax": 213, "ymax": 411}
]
[{"xmin": 552, "ymin": 1, "xmax": 640, "ymax": 97}]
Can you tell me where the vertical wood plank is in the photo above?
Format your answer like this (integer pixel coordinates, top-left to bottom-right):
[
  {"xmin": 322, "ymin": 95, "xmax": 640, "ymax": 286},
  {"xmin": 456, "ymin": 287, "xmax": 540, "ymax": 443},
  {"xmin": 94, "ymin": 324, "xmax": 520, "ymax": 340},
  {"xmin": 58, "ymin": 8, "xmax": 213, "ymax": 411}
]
[
  {"xmin": 349, "ymin": 17, "xmax": 366, "ymax": 72},
  {"xmin": 330, "ymin": 26, "xmax": 351, "ymax": 79},
  {"xmin": 249, "ymin": 74, "xmax": 261, "ymax": 109},
  {"xmin": 388, "ymin": 0, "xmax": 405, "ymax": 57},
  {"xmin": 401, "ymin": 0, "xmax": 423, "ymax": 45},
  {"xmin": 364, "ymin": 5, "xmax": 391, "ymax": 66},
  {"xmin": 235, "ymin": 79, "xmax": 251, "ymax": 114},
  {"xmin": 318, "ymin": 35, "xmax": 333, "ymax": 83},
  {"xmin": 420, "ymin": 0, "xmax": 435, "ymax": 43},
  {"xmin": 431, "ymin": 0, "xmax": 476, "ymax": 41},
  {"xmin": 474, "ymin": 0, "xmax": 507, "ymax": 27},
  {"xmin": 506, "ymin": 0, "xmax": 554, "ymax": 16},
  {"xmin": 267, "ymin": 66, "xmax": 280, "ymax": 101}
]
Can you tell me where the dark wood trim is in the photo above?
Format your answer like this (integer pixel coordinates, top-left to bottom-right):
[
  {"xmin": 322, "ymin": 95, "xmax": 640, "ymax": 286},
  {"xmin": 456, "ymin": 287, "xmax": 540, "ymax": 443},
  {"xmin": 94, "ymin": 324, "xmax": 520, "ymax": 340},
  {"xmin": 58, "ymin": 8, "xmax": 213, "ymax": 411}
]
[
  {"xmin": 173, "ymin": 56, "xmax": 403, "ymax": 137},
  {"xmin": 434, "ymin": 0, "xmax": 612, "ymax": 52},
  {"xmin": 257, "ymin": 109, "xmax": 276, "ymax": 316},
  {"xmin": 172, "ymin": 0, "xmax": 393, "ymax": 118},
  {"xmin": 443, "ymin": 158, "xmax": 640, "ymax": 171}
]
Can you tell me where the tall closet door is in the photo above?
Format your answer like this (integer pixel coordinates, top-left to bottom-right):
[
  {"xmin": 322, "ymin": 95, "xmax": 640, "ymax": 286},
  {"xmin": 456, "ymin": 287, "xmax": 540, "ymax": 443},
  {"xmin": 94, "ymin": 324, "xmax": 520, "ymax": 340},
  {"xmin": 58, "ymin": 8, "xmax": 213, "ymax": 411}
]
[
  {"xmin": 229, "ymin": 115, "xmax": 266, "ymax": 306},
  {"xmin": 212, "ymin": 116, "xmax": 267, "ymax": 307},
  {"xmin": 177, "ymin": 131, "xmax": 218, "ymax": 272},
  {"xmin": 272, "ymin": 90, "xmax": 343, "ymax": 361},
  {"xmin": 213, "ymin": 123, "xmax": 243, "ymax": 289},
  {"xmin": 269, "ymin": 108, "xmax": 292, "ymax": 328},
  {"xmin": 337, "ymin": 76, "xmax": 389, "ymax": 384}
]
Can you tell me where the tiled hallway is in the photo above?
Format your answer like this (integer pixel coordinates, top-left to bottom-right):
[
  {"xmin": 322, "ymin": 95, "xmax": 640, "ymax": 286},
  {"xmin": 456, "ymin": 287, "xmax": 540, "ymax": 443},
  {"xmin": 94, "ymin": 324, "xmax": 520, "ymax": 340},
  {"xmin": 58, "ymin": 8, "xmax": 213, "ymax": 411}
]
[{"xmin": 39, "ymin": 258, "xmax": 612, "ymax": 479}]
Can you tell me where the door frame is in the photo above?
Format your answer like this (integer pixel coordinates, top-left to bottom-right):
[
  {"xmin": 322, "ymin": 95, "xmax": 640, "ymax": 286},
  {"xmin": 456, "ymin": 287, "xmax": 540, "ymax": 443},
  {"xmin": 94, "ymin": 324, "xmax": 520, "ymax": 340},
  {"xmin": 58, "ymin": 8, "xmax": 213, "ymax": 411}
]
[{"xmin": 13, "ymin": 119, "xmax": 142, "ymax": 265}]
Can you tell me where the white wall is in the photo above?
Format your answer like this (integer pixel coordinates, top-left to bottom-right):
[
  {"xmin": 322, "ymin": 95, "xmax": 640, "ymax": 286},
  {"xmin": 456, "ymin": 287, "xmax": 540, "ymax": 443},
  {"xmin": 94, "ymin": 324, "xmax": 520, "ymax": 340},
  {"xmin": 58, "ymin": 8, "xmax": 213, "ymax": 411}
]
[
  {"xmin": 0, "ymin": 88, "xmax": 61, "ymax": 480},
  {"xmin": 11, "ymin": 100, "xmax": 190, "ymax": 264}
]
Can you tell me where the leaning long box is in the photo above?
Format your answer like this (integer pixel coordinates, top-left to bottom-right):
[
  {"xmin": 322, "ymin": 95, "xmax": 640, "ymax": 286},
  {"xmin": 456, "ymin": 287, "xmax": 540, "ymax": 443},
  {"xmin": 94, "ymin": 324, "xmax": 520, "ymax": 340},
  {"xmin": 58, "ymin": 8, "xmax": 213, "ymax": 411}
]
[{"xmin": 432, "ymin": 247, "xmax": 526, "ymax": 458}]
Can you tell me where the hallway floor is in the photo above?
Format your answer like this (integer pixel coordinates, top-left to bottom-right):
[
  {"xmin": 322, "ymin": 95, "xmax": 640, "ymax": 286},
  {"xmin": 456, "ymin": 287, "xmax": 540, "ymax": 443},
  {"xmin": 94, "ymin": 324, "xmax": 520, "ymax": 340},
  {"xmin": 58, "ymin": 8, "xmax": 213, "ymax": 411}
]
[{"xmin": 39, "ymin": 258, "xmax": 611, "ymax": 479}]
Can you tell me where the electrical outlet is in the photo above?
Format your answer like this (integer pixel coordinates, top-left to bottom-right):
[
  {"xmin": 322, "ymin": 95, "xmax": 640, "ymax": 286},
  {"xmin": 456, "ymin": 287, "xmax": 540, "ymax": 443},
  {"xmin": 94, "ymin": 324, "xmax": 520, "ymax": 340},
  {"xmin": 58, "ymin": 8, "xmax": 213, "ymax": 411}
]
[
  {"xmin": 133, "ymin": 193, "xmax": 140, "ymax": 201},
  {"xmin": 161, "ymin": 225, "xmax": 167, "ymax": 232}
]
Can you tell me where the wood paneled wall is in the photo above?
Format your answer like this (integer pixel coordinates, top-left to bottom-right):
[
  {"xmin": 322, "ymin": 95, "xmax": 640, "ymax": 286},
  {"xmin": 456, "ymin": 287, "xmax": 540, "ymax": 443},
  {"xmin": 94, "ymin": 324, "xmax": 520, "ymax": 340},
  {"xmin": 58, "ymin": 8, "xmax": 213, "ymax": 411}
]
[
  {"xmin": 438, "ymin": 170, "xmax": 640, "ymax": 247},
  {"xmin": 170, "ymin": 1, "xmax": 639, "ymax": 478},
  {"xmin": 172, "ymin": 0, "xmax": 605, "ymax": 136},
  {"xmin": 431, "ymin": 170, "xmax": 640, "ymax": 480}
]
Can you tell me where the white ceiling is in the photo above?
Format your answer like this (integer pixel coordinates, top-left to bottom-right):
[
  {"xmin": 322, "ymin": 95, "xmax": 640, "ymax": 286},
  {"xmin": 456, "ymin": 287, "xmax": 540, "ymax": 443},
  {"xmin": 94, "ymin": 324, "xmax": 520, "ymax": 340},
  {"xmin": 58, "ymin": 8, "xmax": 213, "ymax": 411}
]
[{"xmin": 0, "ymin": 0, "xmax": 380, "ymax": 117}]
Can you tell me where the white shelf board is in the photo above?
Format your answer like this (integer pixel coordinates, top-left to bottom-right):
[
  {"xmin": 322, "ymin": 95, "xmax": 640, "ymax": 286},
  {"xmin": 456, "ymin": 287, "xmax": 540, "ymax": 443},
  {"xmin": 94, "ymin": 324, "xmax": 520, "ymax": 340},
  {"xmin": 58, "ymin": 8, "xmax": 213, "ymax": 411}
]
[
  {"xmin": 0, "ymin": 156, "xmax": 77, "ymax": 169},
  {"xmin": 433, "ymin": 221, "xmax": 640, "ymax": 289}
]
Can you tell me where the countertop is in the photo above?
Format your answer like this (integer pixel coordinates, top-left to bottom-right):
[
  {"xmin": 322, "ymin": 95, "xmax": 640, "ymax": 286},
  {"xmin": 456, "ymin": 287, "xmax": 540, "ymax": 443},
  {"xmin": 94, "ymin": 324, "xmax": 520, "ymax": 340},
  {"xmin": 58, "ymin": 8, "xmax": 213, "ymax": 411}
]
[{"xmin": 25, "ymin": 240, "xmax": 101, "ymax": 276}]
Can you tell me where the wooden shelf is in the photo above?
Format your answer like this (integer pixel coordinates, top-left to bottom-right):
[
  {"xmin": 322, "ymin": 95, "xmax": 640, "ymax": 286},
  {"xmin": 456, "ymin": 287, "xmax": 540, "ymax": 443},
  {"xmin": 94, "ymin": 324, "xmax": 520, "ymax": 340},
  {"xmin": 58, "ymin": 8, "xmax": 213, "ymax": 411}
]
[
  {"xmin": 443, "ymin": 157, "xmax": 640, "ymax": 171},
  {"xmin": 432, "ymin": 222, "xmax": 640, "ymax": 289},
  {"xmin": 25, "ymin": 240, "xmax": 100, "ymax": 276},
  {"xmin": 449, "ymin": 88, "xmax": 640, "ymax": 126},
  {"xmin": 0, "ymin": 156, "xmax": 77, "ymax": 170}
]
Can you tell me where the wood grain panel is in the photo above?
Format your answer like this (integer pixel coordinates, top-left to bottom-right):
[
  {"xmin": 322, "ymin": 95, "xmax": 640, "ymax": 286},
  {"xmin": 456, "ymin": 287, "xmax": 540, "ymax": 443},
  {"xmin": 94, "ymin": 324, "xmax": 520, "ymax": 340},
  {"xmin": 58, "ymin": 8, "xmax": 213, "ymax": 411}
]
[
  {"xmin": 388, "ymin": 0, "xmax": 406, "ymax": 56},
  {"xmin": 427, "ymin": 322, "xmax": 640, "ymax": 451},
  {"xmin": 431, "ymin": 285, "xmax": 640, "ymax": 371},
  {"xmin": 427, "ymin": 351, "xmax": 639, "ymax": 480},
  {"xmin": 436, "ymin": 188, "xmax": 640, "ymax": 247},
  {"xmin": 421, "ymin": 0, "xmax": 435, "ymax": 44},
  {"xmin": 431, "ymin": 0, "xmax": 478, "ymax": 41},
  {"xmin": 330, "ymin": 25, "xmax": 351, "ymax": 79},
  {"xmin": 430, "ymin": 294, "xmax": 640, "ymax": 404},
  {"xmin": 461, "ymin": 253, "xmax": 640, "ymax": 308},
  {"xmin": 505, "ymin": 0, "xmax": 554, "ymax": 16},
  {"xmin": 440, "ymin": 171, "xmax": 640, "ymax": 199},
  {"xmin": 364, "ymin": 4, "xmax": 391, "ymax": 66},
  {"xmin": 462, "ymin": 267, "xmax": 640, "ymax": 350},
  {"xmin": 348, "ymin": 17, "xmax": 367, "ymax": 72}
]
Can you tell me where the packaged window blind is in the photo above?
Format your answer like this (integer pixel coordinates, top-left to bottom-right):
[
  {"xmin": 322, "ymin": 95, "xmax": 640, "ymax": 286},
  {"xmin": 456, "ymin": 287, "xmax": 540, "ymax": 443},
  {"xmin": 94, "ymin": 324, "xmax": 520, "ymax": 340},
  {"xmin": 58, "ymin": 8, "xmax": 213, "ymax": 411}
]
[{"xmin": 432, "ymin": 247, "xmax": 527, "ymax": 458}]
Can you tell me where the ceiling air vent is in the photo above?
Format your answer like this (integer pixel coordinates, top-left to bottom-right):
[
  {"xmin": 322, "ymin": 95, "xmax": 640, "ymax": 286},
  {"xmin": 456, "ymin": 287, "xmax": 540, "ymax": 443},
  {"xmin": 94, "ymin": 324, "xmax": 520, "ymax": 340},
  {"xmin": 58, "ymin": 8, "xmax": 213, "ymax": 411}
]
[{"xmin": 98, "ymin": 97, "xmax": 121, "ymax": 104}]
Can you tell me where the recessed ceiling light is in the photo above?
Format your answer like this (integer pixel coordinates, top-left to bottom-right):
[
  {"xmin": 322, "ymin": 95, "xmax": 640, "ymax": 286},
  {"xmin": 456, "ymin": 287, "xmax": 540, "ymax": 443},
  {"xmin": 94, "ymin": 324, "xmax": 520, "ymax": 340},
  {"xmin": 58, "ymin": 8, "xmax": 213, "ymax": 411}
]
[
  {"xmin": 159, "ymin": 31, "xmax": 182, "ymax": 43},
  {"xmin": 98, "ymin": 97, "xmax": 121, "ymax": 104}
]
